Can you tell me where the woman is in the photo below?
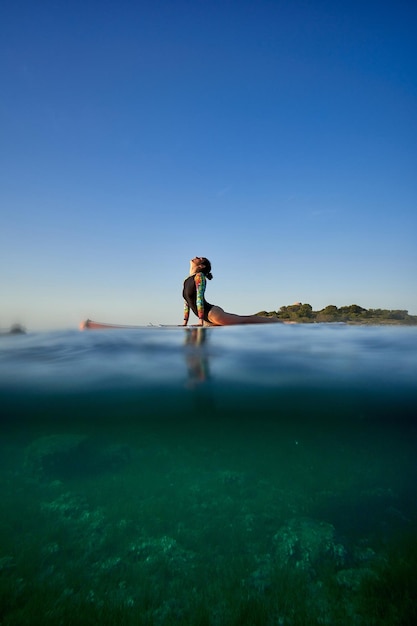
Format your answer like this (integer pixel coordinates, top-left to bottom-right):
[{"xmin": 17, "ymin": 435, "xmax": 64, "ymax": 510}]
[{"xmin": 182, "ymin": 257, "xmax": 282, "ymax": 326}]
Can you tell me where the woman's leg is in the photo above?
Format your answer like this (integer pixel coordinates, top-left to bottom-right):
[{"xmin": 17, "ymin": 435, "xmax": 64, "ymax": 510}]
[{"xmin": 207, "ymin": 306, "xmax": 282, "ymax": 325}]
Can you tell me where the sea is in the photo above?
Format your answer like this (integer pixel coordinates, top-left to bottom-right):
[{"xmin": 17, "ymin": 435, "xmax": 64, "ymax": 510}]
[{"xmin": 1, "ymin": 324, "xmax": 416, "ymax": 625}]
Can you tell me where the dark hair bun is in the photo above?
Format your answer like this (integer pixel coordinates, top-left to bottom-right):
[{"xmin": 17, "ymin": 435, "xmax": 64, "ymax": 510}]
[{"xmin": 206, "ymin": 272, "xmax": 213, "ymax": 280}]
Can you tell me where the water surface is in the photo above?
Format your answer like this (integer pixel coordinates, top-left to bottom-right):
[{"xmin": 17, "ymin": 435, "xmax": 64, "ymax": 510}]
[{"xmin": 1, "ymin": 325, "xmax": 416, "ymax": 625}]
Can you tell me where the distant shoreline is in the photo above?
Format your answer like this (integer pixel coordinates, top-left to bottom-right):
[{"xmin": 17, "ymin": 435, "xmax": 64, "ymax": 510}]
[{"xmin": 257, "ymin": 303, "xmax": 417, "ymax": 325}]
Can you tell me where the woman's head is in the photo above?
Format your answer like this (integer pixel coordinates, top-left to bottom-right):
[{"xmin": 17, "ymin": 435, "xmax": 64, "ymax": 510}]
[{"xmin": 190, "ymin": 256, "xmax": 213, "ymax": 280}]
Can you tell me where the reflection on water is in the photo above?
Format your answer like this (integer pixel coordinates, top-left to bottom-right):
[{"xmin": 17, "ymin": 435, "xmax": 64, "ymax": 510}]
[
  {"xmin": 0, "ymin": 326, "xmax": 416, "ymax": 625},
  {"xmin": 184, "ymin": 327, "xmax": 210, "ymax": 387}
]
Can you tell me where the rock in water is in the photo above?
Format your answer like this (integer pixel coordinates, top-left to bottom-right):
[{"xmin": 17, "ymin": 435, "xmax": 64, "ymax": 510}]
[
  {"xmin": 24, "ymin": 434, "xmax": 132, "ymax": 480},
  {"xmin": 273, "ymin": 517, "xmax": 346, "ymax": 571}
]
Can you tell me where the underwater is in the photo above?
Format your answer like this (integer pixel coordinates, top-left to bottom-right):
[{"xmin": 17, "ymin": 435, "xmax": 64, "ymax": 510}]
[{"xmin": 1, "ymin": 324, "xmax": 416, "ymax": 625}]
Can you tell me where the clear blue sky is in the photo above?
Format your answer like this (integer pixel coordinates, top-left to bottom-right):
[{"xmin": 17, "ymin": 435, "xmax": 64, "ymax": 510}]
[{"xmin": 1, "ymin": 0, "xmax": 416, "ymax": 329}]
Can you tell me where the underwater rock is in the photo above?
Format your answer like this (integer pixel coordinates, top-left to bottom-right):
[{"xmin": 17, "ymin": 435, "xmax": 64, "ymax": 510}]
[
  {"xmin": 336, "ymin": 567, "xmax": 378, "ymax": 591},
  {"xmin": 273, "ymin": 518, "xmax": 346, "ymax": 571},
  {"xmin": 41, "ymin": 492, "xmax": 90, "ymax": 520},
  {"xmin": 128, "ymin": 535, "xmax": 194, "ymax": 573},
  {"xmin": 218, "ymin": 470, "xmax": 246, "ymax": 486},
  {"xmin": 99, "ymin": 443, "xmax": 132, "ymax": 471},
  {"xmin": 25, "ymin": 434, "xmax": 132, "ymax": 480},
  {"xmin": 25, "ymin": 434, "xmax": 89, "ymax": 479},
  {"xmin": 247, "ymin": 554, "xmax": 273, "ymax": 592}
]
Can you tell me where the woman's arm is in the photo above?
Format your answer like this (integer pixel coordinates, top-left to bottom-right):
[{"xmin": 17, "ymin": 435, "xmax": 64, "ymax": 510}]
[
  {"xmin": 194, "ymin": 272, "xmax": 206, "ymax": 325},
  {"xmin": 183, "ymin": 301, "xmax": 190, "ymax": 326}
]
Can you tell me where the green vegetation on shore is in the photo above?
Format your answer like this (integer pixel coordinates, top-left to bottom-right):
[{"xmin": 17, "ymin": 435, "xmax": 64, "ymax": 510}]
[{"xmin": 258, "ymin": 303, "xmax": 417, "ymax": 324}]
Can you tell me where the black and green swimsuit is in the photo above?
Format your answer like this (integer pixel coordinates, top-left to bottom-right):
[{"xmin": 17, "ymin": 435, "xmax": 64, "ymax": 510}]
[{"xmin": 183, "ymin": 273, "xmax": 213, "ymax": 323}]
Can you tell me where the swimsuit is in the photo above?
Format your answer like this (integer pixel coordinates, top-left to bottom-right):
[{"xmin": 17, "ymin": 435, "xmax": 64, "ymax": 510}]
[{"xmin": 183, "ymin": 273, "xmax": 213, "ymax": 323}]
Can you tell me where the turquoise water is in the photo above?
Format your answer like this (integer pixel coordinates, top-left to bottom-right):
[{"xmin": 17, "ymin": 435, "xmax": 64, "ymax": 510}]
[{"xmin": 1, "ymin": 325, "xmax": 417, "ymax": 625}]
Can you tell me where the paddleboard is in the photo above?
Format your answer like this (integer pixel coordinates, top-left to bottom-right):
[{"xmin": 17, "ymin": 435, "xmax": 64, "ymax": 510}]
[{"xmin": 79, "ymin": 319, "xmax": 216, "ymax": 330}]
